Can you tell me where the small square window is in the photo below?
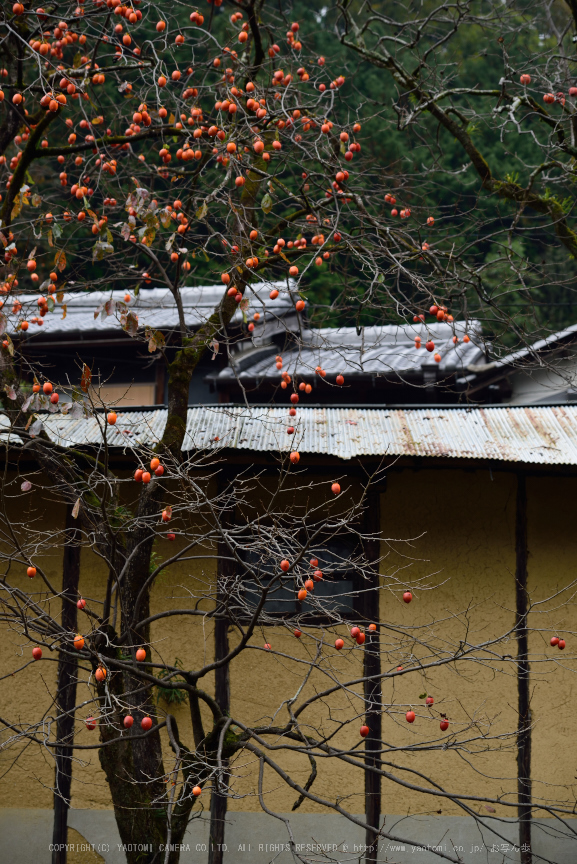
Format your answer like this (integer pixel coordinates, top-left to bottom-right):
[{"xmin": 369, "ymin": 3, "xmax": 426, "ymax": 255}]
[{"xmin": 239, "ymin": 536, "xmax": 362, "ymax": 623}]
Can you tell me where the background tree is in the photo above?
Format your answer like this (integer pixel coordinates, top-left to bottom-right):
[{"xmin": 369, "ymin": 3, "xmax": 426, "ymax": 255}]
[
  {"xmin": 332, "ymin": 0, "xmax": 577, "ymax": 351},
  {"xmin": 1, "ymin": 1, "xmax": 577, "ymax": 863}
]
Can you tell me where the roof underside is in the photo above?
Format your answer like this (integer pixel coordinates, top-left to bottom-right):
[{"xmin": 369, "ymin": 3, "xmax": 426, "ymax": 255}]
[{"xmin": 8, "ymin": 405, "xmax": 577, "ymax": 465}]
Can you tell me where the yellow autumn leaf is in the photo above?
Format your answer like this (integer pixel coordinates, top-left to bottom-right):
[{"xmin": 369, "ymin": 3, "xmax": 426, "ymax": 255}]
[{"xmin": 54, "ymin": 250, "xmax": 66, "ymax": 271}]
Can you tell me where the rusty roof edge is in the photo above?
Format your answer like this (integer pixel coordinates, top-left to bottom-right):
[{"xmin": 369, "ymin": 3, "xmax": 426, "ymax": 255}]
[{"xmin": 20, "ymin": 405, "xmax": 577, "ymax": 467}]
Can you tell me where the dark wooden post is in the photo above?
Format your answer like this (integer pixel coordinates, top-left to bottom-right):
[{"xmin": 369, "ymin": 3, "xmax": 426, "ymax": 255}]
[
  {"xmin": 155, "ymin": 360, "xmax": 166, "ymax": 406},
  {"xmin": 362, "ymin": 488, "xmax": 382, "ymax": 863},
  {"xmin": 515, "ymin": 473, "xmax": 532, "ymax": 864},
  {"xmin": 52, "ymin": 504, "xmax": 81, "ymax": 864},
  {"xmin": 208, "ymin": 472, "xmax": 234, "ymax": 864}
]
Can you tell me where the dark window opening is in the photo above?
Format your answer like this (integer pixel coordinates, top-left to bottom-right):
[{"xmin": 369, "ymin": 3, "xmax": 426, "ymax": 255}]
[{"xmin": 239, "ymin": 535, "xmax": 364, "ymax": 623}]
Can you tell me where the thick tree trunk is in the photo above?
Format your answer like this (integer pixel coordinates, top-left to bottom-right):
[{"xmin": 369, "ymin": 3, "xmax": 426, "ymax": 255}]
[
  {"xmin": 95, "ymin": 310, "xmax": 243, "ymax": 863},
  {"xmin": 98, "ymin": 525, "xmax": 168, "ymax": 864},
  {"xmin": 93, "ymin": 480, "xmax": 170, "ymax": 864},
  {"xmin": 209, "ymin": 473, "xmax": 234, "ymax": 864},
  {"xmin": 98, "ymin": 737, "xmax": 167, "ymax": 864},
  {"xmin": 362, "ymin": 489, "xmax": 382, "ymax": 864},
  {"xmin": 515, "ymin": 474, "xmax": 532, "ymax": 864},
  {"xmin": 52, "ymin": 504, "xmax": 81, "ymax": 864}
]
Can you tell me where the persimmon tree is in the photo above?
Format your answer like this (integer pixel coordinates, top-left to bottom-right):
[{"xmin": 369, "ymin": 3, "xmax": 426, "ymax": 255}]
[
  {"xmin": 0, "ymin": 1, "xmax": 576, "ymax": 864},
  {"xmin": 3, "ymin": 0, "xmax": 576, "ymax": 369}
]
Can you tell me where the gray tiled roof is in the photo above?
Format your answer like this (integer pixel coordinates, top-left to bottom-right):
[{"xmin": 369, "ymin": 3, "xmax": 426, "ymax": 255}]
[
  {"xmin": 217, "ymin": 322, "xmax": 485, "ymax": 381},
  {"xmin": 12, "ymin": 282, "xmax": 293, "ymax": 338}
]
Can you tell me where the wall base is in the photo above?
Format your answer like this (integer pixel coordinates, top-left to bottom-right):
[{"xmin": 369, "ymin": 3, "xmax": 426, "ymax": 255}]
[{"xmin": 0, "ymin": 809, "xmax": 574, "ymax": 863}]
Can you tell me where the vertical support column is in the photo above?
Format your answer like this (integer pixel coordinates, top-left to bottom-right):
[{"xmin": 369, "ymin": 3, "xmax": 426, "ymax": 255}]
[
  {"xmin": 515, "ymin": 473, "xmax": 532, "ymax": 864},
  {"xmin": 208, "ymin": 471, "xmax": 234, "ymax": 864},
  {"xmin": 362, "ymin": 488, "xmax": 382, "ymax": 864},
  {"xmin": 52, "ymin": 504, "xmax": 81, "ymax": 864},
  {"xmin": 155, "ymin": 360, "xmax": 166, "ymax": 406}
]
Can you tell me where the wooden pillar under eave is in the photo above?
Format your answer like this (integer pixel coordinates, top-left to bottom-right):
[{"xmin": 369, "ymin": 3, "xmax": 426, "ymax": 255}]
[
  {"xmin": 52, "ymin": 504, "xmax": 81, "ymax": 864},
  {"xmin": 208, "ymin": 470, "xmax": 234, "ymax": 864},
  {"xmin": 515, "ymin": 473, "xmax": 532, "ymax": 864},
  {"xmin": 155, "ymin": 359, "xmax": 166, "ymax": 406},
  {"xmin": 362, "ymin": 488, "xmax": 383, "ymax": 864}
]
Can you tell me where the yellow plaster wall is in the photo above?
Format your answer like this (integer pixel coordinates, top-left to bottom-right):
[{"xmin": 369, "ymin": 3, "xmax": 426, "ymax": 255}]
[
  {"xmin": 1, "ymin": 468, "xmax": 575, "ymax": 821},
  {"xmin": 379, "ymin": 468, "xmax": 519, "ymax": 817},
  {"xmin": 525, "ymin": 475, "xmax": 577, "ymax": 812},
  {"xmin": 378, "ymin": 468, "xmax": 577, "ymax": 818}
]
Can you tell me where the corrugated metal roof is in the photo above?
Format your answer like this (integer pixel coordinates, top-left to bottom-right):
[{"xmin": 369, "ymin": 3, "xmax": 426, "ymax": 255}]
[
  {"xmin": 218, "ymin": 322, "xmax": 485, "ymax": 380},
  {"xmin": 45, "ymin": 409, "xmax": 167, "ymax": 449},
  {"xmin": 32, "ymin": 405, "xmax": 577, "ymax": 465}
]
